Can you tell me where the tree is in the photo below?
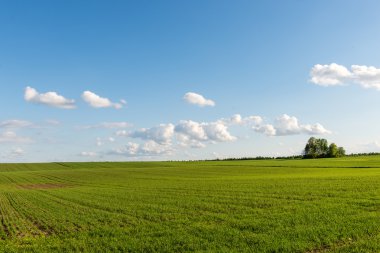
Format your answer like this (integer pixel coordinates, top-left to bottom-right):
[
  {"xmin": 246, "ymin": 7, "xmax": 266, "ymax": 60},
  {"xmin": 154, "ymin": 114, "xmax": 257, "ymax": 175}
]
[
  {"xmin": 304, "ymin": 137, "xmax": 317, "ymax": 158},
  {"xmin": 304, "ymin": 138, "xmax": 345, "ymax": 159},
  {"xmin": 337, "ymin": 147, "xmax": 346, "ymax": 157},
  {"xmin": 328, "ymin": 143, "xmax": 338, "ymax": 157},
  {"xmin": 304, "ymin": 137, "xmax": 329, "ymax": 158},
  {"xmin": 316, "ymin": 138, "xmax": 328, "ymax": 157}
]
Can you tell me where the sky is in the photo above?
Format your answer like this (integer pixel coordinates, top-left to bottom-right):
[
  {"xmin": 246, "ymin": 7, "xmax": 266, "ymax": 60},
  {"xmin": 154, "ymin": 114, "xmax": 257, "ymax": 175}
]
[{"xmin": 1, "ymin": 0, "xmax": 380, "ymax": 162}]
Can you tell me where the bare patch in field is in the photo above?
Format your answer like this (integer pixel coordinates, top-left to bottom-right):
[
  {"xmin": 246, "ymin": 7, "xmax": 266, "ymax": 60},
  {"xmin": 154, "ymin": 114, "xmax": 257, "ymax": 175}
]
[{"xmin": 18, "ymin": 183, "xmax": 69, "ymax": 190}]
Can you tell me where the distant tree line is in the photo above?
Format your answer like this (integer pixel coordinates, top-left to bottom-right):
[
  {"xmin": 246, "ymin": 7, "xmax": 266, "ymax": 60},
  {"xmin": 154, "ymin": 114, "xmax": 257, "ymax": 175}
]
[
  {"xmin": 211, "ymin": 155, "xmax": 303, "ymax": 161},
  {"xmin": 346, "ymin": 152, "xmax": 380, "ymax": 157},
  {"xmin": 303, "ymin": 137, "xmax": 345, "ymax": 159}
]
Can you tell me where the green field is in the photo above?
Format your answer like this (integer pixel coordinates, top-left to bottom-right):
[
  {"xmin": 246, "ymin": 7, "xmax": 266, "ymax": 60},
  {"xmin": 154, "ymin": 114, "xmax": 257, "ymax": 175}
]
[{"xmin": 0, "ymin": 157, "xmax": 380, "ymax": 252}]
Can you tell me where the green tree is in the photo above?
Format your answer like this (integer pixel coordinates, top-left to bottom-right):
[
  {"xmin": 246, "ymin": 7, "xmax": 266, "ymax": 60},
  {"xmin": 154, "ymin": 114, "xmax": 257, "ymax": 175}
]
[
  {"xmin": 328, "ymin": 143, "xmax": 339, "ymax": 157},
  {"xmin": 304, "ymin": 137, "xmax": 317, "ymax": 158},
  {"xmin": 304, "ymin": 138, "xmax": 345, "ymax": 159},
  {"xmin": 337, "ymin": 147, "xmax": 346, "ymax": 157},
  {"xmin": 316, "ymin": 138, "xmax": 328, "ymax": 157}
]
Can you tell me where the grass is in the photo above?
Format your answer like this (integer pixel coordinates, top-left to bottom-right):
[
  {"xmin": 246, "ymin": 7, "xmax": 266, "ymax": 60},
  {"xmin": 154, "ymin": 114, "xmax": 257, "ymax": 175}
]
[{"xmin": 0, "ymin": 157, "xmax": 380, "ymax": 252}]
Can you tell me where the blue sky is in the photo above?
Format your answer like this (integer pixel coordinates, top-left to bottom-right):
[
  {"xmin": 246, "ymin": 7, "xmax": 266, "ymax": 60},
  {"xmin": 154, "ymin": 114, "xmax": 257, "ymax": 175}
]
[{"xmin": 1, "ymin": 0, "xmax": 380, "ymax": 162}]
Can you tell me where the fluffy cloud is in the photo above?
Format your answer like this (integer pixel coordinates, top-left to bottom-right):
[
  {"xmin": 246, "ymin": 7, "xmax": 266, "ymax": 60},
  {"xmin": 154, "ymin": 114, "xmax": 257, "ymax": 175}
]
[
  {"xmin": 117, "ymin": 118, "xmax": 236, "ymax": 150},
  {"xmin": 82, "ymin": 91, "xmax": 124, "ymax": 109},
  {"xmin": 224, "ymin": 114, "xmax": 263, "ymax": 126},
  {"xmin": 24, "ymin": 86, "xmax": 76, "ymax": 109},
  {"xmin": 110, "ymin": 141, "xmax": 172, "ymax": 157},
  {"xmin": 273, "ymin": 114, "xmax": 303, "ymax": 136},
  {"xmin": 229, "ymin": 114, "xmax": 243, "ymax": 124},
  {"xmin": 112, "ymin": 114, "xmax": 329, "ymax": 158},
  {"xmin": 176, "ymin": 134, "xmax": 206, "ymax": 148},
  {"xmin": 254, "ymin": 124, "xmax": 277, "ymax": 136},
  {"xmin": 310, "ymin": 63, "xmax": 380, "ymax": 90},
  {"xmin": 202, "ymin": 122, "xmax": 236, "ymax": 142},
  {"xmin": 0, "ymin": 131, "xmax": 32, "ymax": 143},
  {"xmin": 351, "ymin": 65, "xmax": 380, "ymax": 89},
  {"xmin": 0, "ymin": 120, "xmax": 33, "ymax": 129},
  {"xmin": 175, "ymin": 120, "xmax": 207, "ymax": 141},
  {"xmin": 253, "ymin": 114, "xmax": 331, "ymax": 136},
  {"xmin": 175, "ymin": 120, "xmax": 236, "ymax": 144},
  {"xmin": 123, "ymin": 124, "xmax": 175, "ymax": 144},
  {"xmin": 301, "ymin": 123, "xmax": 331, "ymax": 135},
  {"xmin": 310, "ymin": 63, "xmax": 351, "ymax": 86},
  {"xmin": 183, "ymin": 92, "xmax": 215, "ymax": 107}
]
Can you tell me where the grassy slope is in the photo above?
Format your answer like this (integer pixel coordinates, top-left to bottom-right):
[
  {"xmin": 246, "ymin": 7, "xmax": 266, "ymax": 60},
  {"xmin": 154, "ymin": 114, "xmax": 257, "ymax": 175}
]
[{"xmin": 0, "ymin": 157, "xmax": 379, "ymax": 252}]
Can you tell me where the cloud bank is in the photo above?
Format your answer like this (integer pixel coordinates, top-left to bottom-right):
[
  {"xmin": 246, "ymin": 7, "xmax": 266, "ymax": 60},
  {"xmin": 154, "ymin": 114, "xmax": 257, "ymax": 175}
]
[
  {"xmin": 109, "ymin": 141, "xmax": 173, "ymax": 157},
  {"xmin": 253, "ymin": 114, "xmax": 331, "ymax": 136},
  {"xmin": 310, "ymin": 63, "xmax": 380, "ymax": 90},
  {"xmin": 111, "ymin": 114, "xmax": 329, "ymax": 158}
]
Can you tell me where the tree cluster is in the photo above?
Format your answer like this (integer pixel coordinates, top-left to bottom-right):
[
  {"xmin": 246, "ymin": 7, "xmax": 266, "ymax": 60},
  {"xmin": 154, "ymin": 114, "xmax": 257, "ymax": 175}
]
[{"xmin": 303, "ymin": 137, "xmax": 345, "ymax": 159}]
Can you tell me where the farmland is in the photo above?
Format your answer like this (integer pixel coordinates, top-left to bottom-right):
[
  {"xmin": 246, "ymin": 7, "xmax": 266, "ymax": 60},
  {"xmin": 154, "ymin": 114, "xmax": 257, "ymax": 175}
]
[{"xmin": 0, "ymin": 157, "xmax": 380, "ymax": 252}]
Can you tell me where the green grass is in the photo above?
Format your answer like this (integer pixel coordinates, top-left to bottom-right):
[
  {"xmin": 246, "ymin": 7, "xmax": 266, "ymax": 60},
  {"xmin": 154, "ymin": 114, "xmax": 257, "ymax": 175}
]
[{"xmin": 0, "ymin": 157, "xmax": 380, "ymax": 252}]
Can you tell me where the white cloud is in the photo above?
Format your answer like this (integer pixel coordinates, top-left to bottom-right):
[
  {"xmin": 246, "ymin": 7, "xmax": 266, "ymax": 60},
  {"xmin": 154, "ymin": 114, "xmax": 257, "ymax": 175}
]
[
  {"xmin": 310, "ymin": 63, "xmax": 351, "ymax": 86},
  {"xmin": 310, "ymin": 63, "xmax": 380, "ymax": 90},
  {"xmin": 110, "ymin": 141, "xmax": 172, "ymax": 157},
  {"xmin": 273, "ymin": 114, "xmax": 303, "ymax": 136},
  {"xmin": 229, "ymin": 114, "xmax": 243, "ymax": 124},
  {"xmin": 244, "ymin": 116, "xmax": 263, "ymax": 126},
  {"xmin": 174, "ymin": 120, "xmax": 236, "ymax": 145},
  {"xmin": 351, "ymin": 65, "xmax": 380, "ymax": 89},
  {"xmin": 117, "ymin": 142, "xmax": 140, "ymax": 155},
  {"xmin": 183, "ymin": 92, "xmax": 215, "ymax": 107},
  {"xmin": 0, "ymin": 131, "xmax": 32, "ymax": 143},
  {"xmin": 223, "ymin": 114, "xmax": 263, "ymax": 126},
  {"xmin": 140, "ymin": 141, "xmax": 173, "ymax": 155},
  {"xmin": 126, "ymin": 124, "xmax": 175, "ymax": 144},
  {"xmin": 24, "ymin": 86, "xmax": 76, "ymax": 109},
  {"xmin": 0, "ymin": 120, "xmax": 33, "ymax": 129},
  {"xmin": 176, "ymin": 134, "xmax": 206, "ymax": 148},
  {"xmin": 116, "ymin": 117, "xmax": 236, "ymax": 151},
  {"xmin": 113, "ymin": 114, "xmax": 328, "ymax": 157},
  {"xmin": 253, "ymin": 114, "xmax": 331, "ymax": 136},
  {"xmin": 82, "ymin": 91, "xmax": 124, "ymax": 109},
  {"xmin": 254, "ymin": 124, "xmax": 277, "ymax": 136},
  {"xmin": 203, "ymin": 122, "xmax": 236, "ymax": 142},
  {"xmin": 175, "ymin": 120, "xmax": 207, "ymax": 141},
  {"xmin": 301, "ymin": 123, "xmax": 331, "ymax": 135}
]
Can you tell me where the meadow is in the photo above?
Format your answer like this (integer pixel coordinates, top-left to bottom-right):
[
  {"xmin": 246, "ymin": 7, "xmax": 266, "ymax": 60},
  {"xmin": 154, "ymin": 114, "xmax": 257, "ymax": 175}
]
[{"xmin": 0, "ymin": 157, "xmax": 380, "ymax": 252}]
